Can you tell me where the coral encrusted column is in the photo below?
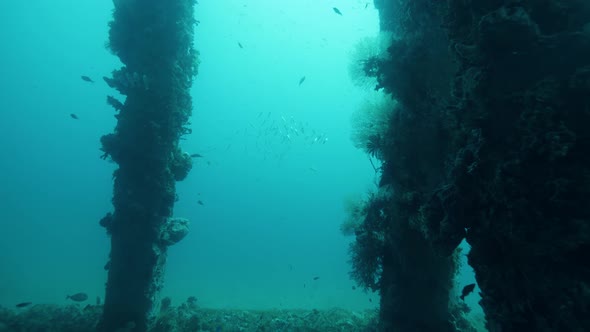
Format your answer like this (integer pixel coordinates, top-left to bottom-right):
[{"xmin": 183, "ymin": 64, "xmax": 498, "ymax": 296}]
[{"xmin": 97, "ymin": 0, "xmax": 199, "ymax": 331}]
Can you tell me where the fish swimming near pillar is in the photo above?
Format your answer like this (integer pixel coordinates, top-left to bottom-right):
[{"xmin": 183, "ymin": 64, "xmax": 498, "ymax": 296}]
[
  {"xmin": 66, "ymin": 292, "xmax": 88, "ymax": 302},
  {"xmin": 460, "ymin": 283, "xmax": 476, "ymax": 300}
]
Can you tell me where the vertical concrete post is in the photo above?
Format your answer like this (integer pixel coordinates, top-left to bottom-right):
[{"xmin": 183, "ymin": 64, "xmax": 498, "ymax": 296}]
[{"xmin": 97, "ymin": 1, "xmax": 198, "ymax": 331}]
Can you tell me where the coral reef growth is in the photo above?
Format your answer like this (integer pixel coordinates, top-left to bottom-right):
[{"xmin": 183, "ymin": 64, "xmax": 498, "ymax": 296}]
[
  {"xmin": 350, "ymin": 91, "xmax": 396, "ymax": 159},
  {"xmin": 348, "ymin": 32, "xmax": 394, "ymax": 90},
  {"xmin": 341, "ymin": 193, "xmax": 372, "ymax": 236},
  {"xmin": 160, "ymin": 217, "xmax": 190, "ymax": 246},
  {"xmin": 443, "ymin": 1, "xmax": 590, "ymax": 330},
  {"xmin": 346, "ymin": 1, "xmax": 474, "ymax": 331},
  {"xmin": 346, "ymin": 187, "xmax": 392, "ymax": 292}
]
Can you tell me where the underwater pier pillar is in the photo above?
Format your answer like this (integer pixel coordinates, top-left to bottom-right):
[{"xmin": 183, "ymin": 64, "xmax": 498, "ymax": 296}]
[
  {"xmin": 368, "ymin": 0, "xmax": 590, "ymax": 331},
  {"xmin": 97, "ymin": 0, "xmax": 198, "ymax": 331},
  {"xmin": 363, "ymin": 0, "xmax": 462, "ymax": 331},
  {"xmin": 443, "ymin": 2, "xmax": 590, "ymax": 331}
]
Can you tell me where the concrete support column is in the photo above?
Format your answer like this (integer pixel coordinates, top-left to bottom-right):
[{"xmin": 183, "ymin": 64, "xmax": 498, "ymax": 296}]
[{"xmin": 97, "ymin": 1, "xmax": 198, "ymax": 331}]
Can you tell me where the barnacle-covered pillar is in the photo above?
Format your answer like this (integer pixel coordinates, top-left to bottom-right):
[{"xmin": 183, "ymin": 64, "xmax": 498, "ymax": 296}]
[
  {"xmin": 347, "ymin": 0, "xmax": 466, "ymax": 331},
  {"xmin": 363, "ymin": 0, "xmax": 590, "ymax": 331},
  {"xmin": 442, "ymin": 2, "xmax": 590, "ymax": 331},
  {"xmin": 97, "ymin": 0, "xmax": 198, "ymax": 331}
]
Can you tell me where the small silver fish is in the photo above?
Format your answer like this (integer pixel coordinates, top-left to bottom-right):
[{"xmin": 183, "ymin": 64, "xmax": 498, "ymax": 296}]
[
  {"xmin": 333, "ymin": 7, "xmax": 342, "ymax": 15},
  {"xmin": 299, "ymin": 76, "xmax": 306, "ymax": 86}
]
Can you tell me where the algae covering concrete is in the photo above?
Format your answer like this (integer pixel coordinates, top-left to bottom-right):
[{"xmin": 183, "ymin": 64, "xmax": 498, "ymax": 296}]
[
  {"xmin": 442, "ymin": 2, "xmax": 590, "ymax": 331},
  {"xmin": 347, "ymin": 1, "xmax": 468, "ymax": 331},
  {"xmin": 97, "ymin": 0, "xmax": 199, "ymax": 331},
  {"xmin": 357, "ymin": 0, "xmax": 590, "ymax": 331}
]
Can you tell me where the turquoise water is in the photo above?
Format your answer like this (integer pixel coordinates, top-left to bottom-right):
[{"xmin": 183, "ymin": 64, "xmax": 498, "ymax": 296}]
[
  {"xmin": 0, "ymin": 0, "xmax": 381, "ymax": 310},
  {"xmin": 0, "ymin": 0, "xmax": 484, "ymax": 317}
]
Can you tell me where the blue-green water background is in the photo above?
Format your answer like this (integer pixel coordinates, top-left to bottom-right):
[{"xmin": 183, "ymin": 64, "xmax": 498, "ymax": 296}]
[{"xmin": 0, "ymin": 0, "xmax": 479, "ymax": 315}]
